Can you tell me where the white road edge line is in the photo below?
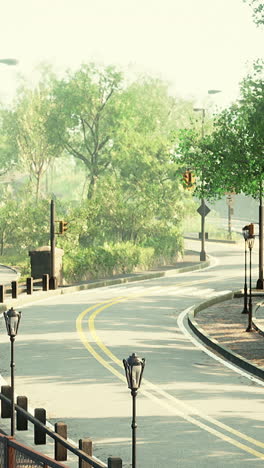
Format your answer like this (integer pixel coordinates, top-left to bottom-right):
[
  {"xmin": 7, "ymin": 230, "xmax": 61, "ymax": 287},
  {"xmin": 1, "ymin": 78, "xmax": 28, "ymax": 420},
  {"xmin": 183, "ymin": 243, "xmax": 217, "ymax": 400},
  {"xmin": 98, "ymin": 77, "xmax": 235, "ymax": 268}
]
[{"xmin": 177, "ymin": 304, "xmax": 264, "ymax": 387}]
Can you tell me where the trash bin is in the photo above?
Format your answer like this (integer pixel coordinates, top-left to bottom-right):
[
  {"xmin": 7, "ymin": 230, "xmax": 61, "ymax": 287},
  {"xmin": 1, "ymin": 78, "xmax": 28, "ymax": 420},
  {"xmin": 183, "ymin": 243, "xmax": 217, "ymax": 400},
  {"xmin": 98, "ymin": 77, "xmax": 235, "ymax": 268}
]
[{"xmin": 29, "ymin": 246, "xmax": 64, "ymax": 286}]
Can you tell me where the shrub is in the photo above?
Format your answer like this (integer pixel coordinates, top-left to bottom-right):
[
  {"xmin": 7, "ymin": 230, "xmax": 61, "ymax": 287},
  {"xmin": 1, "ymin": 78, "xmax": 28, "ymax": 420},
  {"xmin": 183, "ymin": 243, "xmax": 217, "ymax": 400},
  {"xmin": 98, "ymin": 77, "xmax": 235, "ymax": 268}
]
[
  {"xmin": 63, "ymin": 242, "xmax": 157, "ymax": 282},
  {"xmin": 63, "ymin": 230, "xmax": 183, "ymax": 283}
]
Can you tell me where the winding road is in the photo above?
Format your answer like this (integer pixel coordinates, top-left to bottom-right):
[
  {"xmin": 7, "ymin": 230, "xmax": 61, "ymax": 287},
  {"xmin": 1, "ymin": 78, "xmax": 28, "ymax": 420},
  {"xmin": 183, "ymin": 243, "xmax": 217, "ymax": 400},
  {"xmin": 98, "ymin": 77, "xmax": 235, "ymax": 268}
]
[{"xmin": 0, "ymin": 239, "xmax": 264, "ymax": 467}]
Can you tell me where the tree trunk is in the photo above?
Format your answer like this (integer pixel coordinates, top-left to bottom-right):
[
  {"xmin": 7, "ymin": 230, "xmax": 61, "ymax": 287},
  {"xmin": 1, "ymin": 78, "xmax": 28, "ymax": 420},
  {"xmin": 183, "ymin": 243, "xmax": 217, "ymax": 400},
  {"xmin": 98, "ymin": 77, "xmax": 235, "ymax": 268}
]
[
  {"xmin": 36, "ymin": 174, "xmax": 41, "ymax": 202},
  {"xmin": 87, "ymin": 175, "xmax": 97, "ymax": 200},
  {"xmin": 0, "ymin": 232, "xmax": 5, "ymax": 256}
]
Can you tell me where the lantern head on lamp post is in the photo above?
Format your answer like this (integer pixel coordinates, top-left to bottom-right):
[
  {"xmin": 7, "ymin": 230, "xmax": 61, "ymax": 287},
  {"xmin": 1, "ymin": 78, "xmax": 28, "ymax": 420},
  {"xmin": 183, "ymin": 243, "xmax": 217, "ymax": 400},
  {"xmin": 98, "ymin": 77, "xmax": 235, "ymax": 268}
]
[
  {"xmin": 123, "ymin": 353, "xmax": 145, "ymax": 392},
  {"xmin": 3, "ymin": 307, "xmax": 21, "ymax": 437},
  {"xmin": 4, "ymin": 307, "xmax": 21, "ymax": 338},
  {"xmin": 123, "ymin": 353, "xmax": 145, "ymax": 468}
]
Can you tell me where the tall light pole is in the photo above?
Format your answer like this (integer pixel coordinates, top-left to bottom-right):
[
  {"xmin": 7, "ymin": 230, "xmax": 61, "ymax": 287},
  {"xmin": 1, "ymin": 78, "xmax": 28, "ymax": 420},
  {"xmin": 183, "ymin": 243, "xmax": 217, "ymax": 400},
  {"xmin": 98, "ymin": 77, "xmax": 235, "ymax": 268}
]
[
  {"xmin": 256, "ymin": 180, "xmax": 264, "ymax": 289},
  {"xmin": 123, "ymin": 353, "xmax": 145, "ymax": 468},
  {"xmin": 4, "ymin": 307, "xmax": 22, "ymax": 436},
  {"xmin": 193, "ymin": 90, "xmax": 222, "ymax": 261}
]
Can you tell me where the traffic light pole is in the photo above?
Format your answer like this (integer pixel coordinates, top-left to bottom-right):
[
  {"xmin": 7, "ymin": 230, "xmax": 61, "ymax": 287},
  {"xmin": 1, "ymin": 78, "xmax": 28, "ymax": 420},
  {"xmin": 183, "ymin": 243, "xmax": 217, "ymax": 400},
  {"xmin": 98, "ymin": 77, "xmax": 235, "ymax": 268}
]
[{"xmin": 50, "ymin": 200, "xmax": 57, "ymax": 290}]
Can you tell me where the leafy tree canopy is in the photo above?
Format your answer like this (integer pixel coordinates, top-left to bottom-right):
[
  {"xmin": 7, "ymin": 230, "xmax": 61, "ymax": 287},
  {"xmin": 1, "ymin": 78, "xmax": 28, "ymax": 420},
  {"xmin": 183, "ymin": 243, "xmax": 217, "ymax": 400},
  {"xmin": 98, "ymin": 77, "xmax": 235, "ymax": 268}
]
[
  {"xmin": 177, "ymin": 60, "xmax": 264, "ymax": 200},
  {"xmin": 244, "ymin": 0, "xmax": 264, "ymax": 25}
]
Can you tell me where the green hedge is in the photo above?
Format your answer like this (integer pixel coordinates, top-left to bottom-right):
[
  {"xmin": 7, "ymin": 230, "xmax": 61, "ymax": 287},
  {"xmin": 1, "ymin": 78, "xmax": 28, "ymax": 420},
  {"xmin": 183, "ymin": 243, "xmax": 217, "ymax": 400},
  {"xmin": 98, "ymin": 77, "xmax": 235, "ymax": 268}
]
[
  {"xmin": 63, "ymin": 242, "xmax": 155, "ymax": 282},
  {"xmin": 63, "ymin": 229, "xmax": 183, "ymax": 283}
]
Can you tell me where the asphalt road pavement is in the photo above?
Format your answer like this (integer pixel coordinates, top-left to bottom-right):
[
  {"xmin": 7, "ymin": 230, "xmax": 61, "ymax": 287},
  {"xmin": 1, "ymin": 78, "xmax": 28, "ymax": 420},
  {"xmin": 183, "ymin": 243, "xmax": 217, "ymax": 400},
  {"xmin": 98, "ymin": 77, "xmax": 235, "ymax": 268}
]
[
  {"xmin": 0, "ymin": 264, "xmax": 18, "ymax": 285},
  {"xmin": 0, "ymin": 239, "xmax": 264, "ymax": 467}
]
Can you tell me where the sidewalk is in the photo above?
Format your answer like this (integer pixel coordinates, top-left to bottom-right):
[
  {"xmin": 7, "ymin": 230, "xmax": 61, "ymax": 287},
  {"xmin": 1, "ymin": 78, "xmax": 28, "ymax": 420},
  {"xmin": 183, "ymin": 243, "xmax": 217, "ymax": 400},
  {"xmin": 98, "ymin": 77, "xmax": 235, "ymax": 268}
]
[{"xmin": 193, "ymin": 294, "xmax": 264, "ymax": 373}]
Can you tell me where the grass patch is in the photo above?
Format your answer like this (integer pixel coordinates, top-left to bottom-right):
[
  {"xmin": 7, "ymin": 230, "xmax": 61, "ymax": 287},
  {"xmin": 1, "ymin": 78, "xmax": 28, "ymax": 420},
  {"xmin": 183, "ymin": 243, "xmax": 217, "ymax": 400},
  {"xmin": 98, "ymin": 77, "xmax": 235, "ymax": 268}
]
[{"xmin": 183, "ymin": 214, "xmax": 241, "ymax": 241}]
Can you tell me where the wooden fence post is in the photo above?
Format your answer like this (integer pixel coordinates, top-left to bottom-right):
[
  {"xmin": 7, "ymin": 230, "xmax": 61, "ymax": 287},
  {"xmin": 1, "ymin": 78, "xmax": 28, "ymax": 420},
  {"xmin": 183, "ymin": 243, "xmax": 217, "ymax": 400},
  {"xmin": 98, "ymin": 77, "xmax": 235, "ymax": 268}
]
[
  {"xmin": 26, "ymin": 277, "xmax": 33, "ymax": 295},
  {"xmin": 34, "ymin": 408, "xmax": 46, "ymax": 445},
  {"xmin": 42, "ymin": 274, "xmax": 49, "ymax": 292},
  {"xmin": 79, "ymin": 438, "xmax": 92, "ymax": 468},
  {"xmin": 6, "ymin": 437, "xmax": 16, "ymax": 468},
  {"xmin": 108, "ymin": 457, "xmax": 122, "ymax": 468},
  {"xmin": 55, "ymin": 422, "xmax": 67, "ymax": 461},
  {"xmin": 1, "ymin": 385, "xmax": 11, "ymax": 418},
  {"xmin": 11, "ymin": 281, "xmax": 18, "ymax": 299},
  {"xmin": 16, "ymin": 396, "xmax": 28, "ymax": 430},
  {"xmin": 0, "ymin": 285, "xmax": 4, "ymax": 303}
]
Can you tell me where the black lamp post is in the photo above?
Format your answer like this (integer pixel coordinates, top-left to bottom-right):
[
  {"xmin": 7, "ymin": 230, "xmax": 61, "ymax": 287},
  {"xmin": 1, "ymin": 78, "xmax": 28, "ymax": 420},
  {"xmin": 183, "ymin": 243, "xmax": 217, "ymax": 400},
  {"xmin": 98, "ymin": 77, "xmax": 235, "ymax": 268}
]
[
  {"xmin": 256, "ymin": 182, "xmax": 263, "ymax": 289},
  {"xmin": 242, "ymin": 225, "xmax": 250, "ymax": 314},
  {"xmin": 4, "ymin": 307, "xmax": 21, "ymax": 436},
  {"xmin": 246, "ymin": 234, "xmax": 255, "ymax": 332},
  {"xmin": 123, "ymin": 353, "xmax": 145, "ymax": 468}
]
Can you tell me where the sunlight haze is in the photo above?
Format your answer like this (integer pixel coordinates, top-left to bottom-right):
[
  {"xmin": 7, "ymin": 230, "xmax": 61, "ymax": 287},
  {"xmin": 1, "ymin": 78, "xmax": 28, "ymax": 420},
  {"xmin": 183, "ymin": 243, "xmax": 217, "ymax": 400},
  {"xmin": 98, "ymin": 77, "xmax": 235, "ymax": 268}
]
[{"xmin": 0, "ymin": 0, "xmax": 263, "ymax": 106}]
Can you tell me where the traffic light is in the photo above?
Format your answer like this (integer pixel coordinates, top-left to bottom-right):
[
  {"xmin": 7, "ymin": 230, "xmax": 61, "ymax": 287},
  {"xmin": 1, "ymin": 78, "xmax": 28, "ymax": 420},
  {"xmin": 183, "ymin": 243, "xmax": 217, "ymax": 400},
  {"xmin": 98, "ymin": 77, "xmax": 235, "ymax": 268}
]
[
  {"xmin": 59, "ymin": 220, "xmax": 68, "ymax": 235},
  {"xmin": 183, "ymin": 170, "xmax": 195, "ymax": 190}
]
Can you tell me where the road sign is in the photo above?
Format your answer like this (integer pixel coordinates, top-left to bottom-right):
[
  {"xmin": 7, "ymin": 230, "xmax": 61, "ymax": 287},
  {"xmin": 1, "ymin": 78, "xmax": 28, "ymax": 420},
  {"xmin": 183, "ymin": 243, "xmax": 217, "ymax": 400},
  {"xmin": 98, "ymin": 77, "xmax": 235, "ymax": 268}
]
[
  {"xmin": 197, "ymin": 203, "xmax": 210, "ymax": 217},
  {"xmin": 226, "ymin": 194, "xmax": 235, "ymax": 207}
]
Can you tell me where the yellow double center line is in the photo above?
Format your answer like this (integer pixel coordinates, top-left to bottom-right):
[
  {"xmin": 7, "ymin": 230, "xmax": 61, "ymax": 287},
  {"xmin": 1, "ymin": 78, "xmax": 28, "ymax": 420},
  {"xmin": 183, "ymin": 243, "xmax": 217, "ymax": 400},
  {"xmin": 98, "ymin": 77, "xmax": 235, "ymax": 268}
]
[{"xmin": 76, "ymin": 293, "xmax": 264, "ymax": 460}]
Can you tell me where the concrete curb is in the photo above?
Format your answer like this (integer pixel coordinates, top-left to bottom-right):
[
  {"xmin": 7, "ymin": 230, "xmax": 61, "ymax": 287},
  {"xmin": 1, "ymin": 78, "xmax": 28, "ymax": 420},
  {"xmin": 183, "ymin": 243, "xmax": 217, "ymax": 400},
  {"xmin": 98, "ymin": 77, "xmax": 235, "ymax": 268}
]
[
  {"xmin": 184, "ymin": 235, "xmax": 241, "ymax": 245},
  {"xmin": 187, "ymin": 291, "xmax": 264, "ymax": 381},
  {"xmin": 252, "ymin": 300, "xmax": 264, "ymax": 336},
  {"xmin": 1, "ymin": 258, "xmax": 210, "ymax": 311}
]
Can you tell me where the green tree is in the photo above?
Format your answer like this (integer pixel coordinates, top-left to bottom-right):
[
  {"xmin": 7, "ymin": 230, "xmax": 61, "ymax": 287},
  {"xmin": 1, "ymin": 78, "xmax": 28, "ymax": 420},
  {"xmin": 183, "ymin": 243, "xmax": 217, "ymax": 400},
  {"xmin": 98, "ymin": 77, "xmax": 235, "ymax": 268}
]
[
  {"xmin": 178, "ymin": 61, "xmax": 264, "ymax": 201},
  {"xmin": 48, "ymin": 63, "xmax": 123, "ymax": 199},
  {"xmin": 12, "ymin": 83, "xmax": 62, "ymax": 201},
  {"xmin": 0, "ymin": 108, "xmax": 19, "ymax": 177}
]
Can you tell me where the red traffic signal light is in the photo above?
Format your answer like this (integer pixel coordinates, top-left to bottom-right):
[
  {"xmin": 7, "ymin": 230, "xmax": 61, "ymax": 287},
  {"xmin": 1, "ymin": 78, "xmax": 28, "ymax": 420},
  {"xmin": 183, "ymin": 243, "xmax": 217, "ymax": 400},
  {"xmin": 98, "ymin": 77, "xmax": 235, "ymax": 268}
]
[{"xmin": 59, "ymin": 220, "xmax": 68, "ymax": 235}]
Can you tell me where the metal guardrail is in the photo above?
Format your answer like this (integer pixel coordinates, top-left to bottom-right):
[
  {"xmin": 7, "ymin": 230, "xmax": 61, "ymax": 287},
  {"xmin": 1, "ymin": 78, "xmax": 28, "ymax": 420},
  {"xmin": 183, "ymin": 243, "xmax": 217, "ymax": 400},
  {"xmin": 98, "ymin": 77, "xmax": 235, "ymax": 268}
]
[{"xmin": 0, "ymin": 393, "xmax": 122, "ymax": 468}]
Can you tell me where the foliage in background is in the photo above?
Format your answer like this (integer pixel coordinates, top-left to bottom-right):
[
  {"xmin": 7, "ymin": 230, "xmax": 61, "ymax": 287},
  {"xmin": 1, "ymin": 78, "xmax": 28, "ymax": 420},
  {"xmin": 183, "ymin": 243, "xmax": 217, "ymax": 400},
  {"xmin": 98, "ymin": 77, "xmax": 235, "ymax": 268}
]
[
  {"xmin": 2, "ymin": 58, "xmax": 261, "ymax": 282},
  {"xmin": 244, "ymin": 0, "xmax": 264, "ymax": 25},
  {"xmin": 177, "ymin": 61, "xmax": 264, "ymax": 202}
]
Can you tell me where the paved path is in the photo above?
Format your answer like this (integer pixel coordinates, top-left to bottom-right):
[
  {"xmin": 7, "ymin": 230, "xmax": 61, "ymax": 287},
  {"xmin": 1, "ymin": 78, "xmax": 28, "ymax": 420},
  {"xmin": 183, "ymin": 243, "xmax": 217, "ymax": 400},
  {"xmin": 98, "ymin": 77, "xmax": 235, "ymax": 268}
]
[
  {"xmin": 0, "ymin": 264, "xmax": 18, "ymax": 285},
  {"xmin": 195, "ymin": 296, "xmax": 264, "ymax": 369}
]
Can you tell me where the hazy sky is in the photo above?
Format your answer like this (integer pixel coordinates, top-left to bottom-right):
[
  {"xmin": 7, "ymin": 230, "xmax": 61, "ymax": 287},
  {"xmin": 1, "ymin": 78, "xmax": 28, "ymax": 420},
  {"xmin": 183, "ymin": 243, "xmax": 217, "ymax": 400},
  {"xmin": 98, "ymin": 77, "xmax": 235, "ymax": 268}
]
[{"xmin": 0, "ymin": 0, "xmax": 263, "ymax": 106}]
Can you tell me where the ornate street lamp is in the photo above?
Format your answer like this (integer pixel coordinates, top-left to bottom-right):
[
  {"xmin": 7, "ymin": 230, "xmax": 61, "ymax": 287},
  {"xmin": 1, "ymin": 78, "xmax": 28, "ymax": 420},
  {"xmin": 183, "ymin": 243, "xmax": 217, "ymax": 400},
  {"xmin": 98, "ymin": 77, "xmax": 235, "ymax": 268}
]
[
  {"xmin": 123, "ymin": 353, "xmax": 145, "ymax": 468},
  {"xmin": 242, "ymin": 225, "xmax": 250, "ymax": 314},
  {"xmin": 4, "ymin": 307, "xmax": 22, "ymax": 436},
  {"xmin": 246, "ymin": 232, "xmax": 255, "ymax": 332}
]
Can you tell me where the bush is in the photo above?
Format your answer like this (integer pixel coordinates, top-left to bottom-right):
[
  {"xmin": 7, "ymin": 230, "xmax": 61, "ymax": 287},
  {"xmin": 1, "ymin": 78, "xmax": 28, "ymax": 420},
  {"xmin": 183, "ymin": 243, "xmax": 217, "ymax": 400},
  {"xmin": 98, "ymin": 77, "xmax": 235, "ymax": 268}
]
[
  {"xmin": 63, "ymin": 230, "xmax": 183, "ymax": 283},
  {"xmin": 143, "ymin": 226, "xmax": 184, "ymax": 262},
  {"xmin": 63, "ymin": 242, "xmax": 157, "ymax": 282}
]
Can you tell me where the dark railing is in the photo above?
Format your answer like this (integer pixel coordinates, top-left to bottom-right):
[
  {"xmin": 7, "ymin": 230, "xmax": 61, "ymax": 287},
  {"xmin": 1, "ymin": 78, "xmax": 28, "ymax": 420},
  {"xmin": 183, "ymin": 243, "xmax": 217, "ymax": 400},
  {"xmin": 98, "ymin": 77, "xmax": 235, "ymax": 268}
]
[
  {"xmin": 0, "ymin": 274, "xmax": 50, "ymax": 303},
  {"xmin": 0, "ymin": 431, "xmax": 69, "ymax": 468},
  {"xmin": 0, "ymin": 392, "xmax": 122, "ymax": 468}
]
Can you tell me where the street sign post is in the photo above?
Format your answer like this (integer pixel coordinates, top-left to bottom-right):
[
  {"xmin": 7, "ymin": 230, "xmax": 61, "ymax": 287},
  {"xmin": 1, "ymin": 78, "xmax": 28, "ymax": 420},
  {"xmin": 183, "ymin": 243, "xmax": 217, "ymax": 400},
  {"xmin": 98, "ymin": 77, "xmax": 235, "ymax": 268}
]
[{"xmin": 197, "ymin": 201, "xmax": 210, "ymax": 261}]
